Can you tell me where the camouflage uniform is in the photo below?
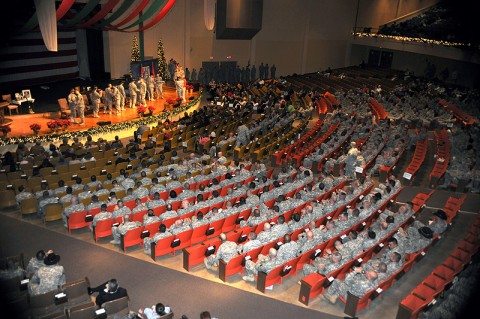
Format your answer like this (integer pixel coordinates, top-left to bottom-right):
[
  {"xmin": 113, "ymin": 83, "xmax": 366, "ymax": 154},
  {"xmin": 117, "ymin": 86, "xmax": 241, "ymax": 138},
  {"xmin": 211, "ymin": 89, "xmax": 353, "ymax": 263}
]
[
  {"xmin": 133, "ymin": 186, "xmax": 149, "ymax": 200},
  {"xmin": 29, "ymin": 265, "xmax": 66, "ymax": 295},
  {"xmin": 205, "ymin": 240, "xmax": 238, "ymax": 267},
  {"xmin": 327, "ymin": 270, "xmax": 376, "ymax": 299},
  {"xmin": 238, "ymin": 239, "xmax": 262, "ymax": 254},
  {"xmin": 0, "ymin": 265, "xmax": 25, "ymax": 280},
  {"xmin": 276, "ymin": 241, "xmax": 299, "ymax": 263},
  {"xmin": 144, "ymin": 230, "xmax": 173, "ymax": 254},
  {"xmin": 63, "ymin": 203, "xmax": 86, "ymax": 227},
  {"xmin": 112, "ymin": 221, "xmax": 142, "ymax": 243},
  {"xmin": 112, "ymin": 206, "xmax": 132, "ymax": 219},
  {"xmin": 26, "ymin": 257, "xmax": 45, "ymax": 278},
  {"xmin": 143, "ymin": 214, "xmax": 160, "ymax": 226},
  {"xmin": 244, "ymin": 255, "xmax": 279, "ymax": 279}
]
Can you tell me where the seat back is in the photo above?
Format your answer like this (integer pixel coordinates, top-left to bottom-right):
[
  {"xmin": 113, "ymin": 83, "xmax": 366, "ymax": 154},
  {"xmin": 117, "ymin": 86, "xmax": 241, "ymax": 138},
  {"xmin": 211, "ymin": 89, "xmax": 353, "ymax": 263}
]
[
  {"xmin": 151, "ymin": 235, "xmax": 175, "ymax": 260},
  {"xmin": 44, "ymin": 203, "xmax": 63, "ymax": 223},
  {"xmin": 0, "ymin": 189, "xmax": 17, "ymax": 210},
  {"xmin": 68, "ymin": 211, "xmax": 91, "ymax": 232},
  {"xmin": 190, "ymin": 224, "xmax": 209, "ymax": 245},
  {"xmin": 103, "ymin": 295, "xmax": 129, "ymax": 318},
  {"xmin": 121, "ymin": 226, "xmax": 144, "ymax": 252},
  {"xmin": 172, "ymin": 229, "xmax": 193, "ymax": 255},
  {"xmin": 62, "ymin": 277, "xmax": 90, "ymax": 306},
  {"xmin": 28, "ymin": 289, "xmax": 59, "ymax": 315},
  {"xmin": 66, "ymin": 301, "xmax": 96, "ymax": 319},
  {"xmin": 93, "ymin": 218, "xmax": 115, "ymax": 242}
]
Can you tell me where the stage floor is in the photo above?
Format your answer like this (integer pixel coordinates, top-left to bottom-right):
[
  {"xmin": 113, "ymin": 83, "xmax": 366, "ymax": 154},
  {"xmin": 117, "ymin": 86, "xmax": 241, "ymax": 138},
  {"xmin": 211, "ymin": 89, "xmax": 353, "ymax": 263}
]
[{"xmin": 4, "ymin": 86, "xmax": 198, "ymax": 138}]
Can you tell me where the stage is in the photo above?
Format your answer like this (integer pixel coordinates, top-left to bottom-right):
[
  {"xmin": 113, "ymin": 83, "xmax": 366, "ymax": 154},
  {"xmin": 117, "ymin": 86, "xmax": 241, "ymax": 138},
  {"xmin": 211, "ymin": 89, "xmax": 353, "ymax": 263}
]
[{"xmin": 2, "ymin": 86, "xmax": 199, "ymax": 139}]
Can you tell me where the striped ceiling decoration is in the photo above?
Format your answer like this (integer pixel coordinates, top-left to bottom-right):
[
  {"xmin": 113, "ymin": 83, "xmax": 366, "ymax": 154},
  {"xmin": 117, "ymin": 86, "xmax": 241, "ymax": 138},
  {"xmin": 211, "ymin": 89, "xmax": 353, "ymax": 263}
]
[{"xmin": 17, "ymin": 0, "xmax": 177, "ymax": 33}]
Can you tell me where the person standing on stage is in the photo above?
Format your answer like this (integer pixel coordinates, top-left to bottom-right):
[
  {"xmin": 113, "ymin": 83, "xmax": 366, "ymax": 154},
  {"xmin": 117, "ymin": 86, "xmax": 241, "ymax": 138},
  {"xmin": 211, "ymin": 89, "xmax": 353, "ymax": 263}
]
[
  {"xmin": 138, "ymin": 78, "xmax": 147, "ymax": 106},
  {"xmin": 175, "ymin": 64, "xmax": 186, "ymax": 103},
  {"xmin": 147, "ymin": 75, "xmax": 155, "ymax": 101},
  {"xmin": 129, "ymin": 80, "xmax": 139, "ymax": 108},
  {"xmin": 91, "ymin": 86, "xmax": 101, "ymax": 118},
  {"xmin": 67, "ymin": 89, "xmax": 78, "ymax": 123},
  {"xmin": 104, "ymin": 84, "xmax": 114, "ymax": 114},
  {"xmin": 117, "ymin": 81, "xmax": 126, "ymax": 111},
  {"xmin": 75, "ymin": 89, "xmax": 85, "ymax": 125},
  {"xmin": 155, "ymin": 74, "xmax": 164, "ymax": 99},
  {"xmin": 112, "ymin": 85, "xmax": 121, "ymax": 115}
]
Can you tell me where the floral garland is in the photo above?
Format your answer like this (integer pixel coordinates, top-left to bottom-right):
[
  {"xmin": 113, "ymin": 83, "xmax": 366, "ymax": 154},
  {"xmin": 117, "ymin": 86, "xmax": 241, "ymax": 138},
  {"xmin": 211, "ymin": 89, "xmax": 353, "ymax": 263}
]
[
  {"xmin": 0, "ymin": 93, "xmax": 202, "ymax": 146},
  {"xmin": 352, "ymin": 31, "xmax": 478, "ymax": 49}
]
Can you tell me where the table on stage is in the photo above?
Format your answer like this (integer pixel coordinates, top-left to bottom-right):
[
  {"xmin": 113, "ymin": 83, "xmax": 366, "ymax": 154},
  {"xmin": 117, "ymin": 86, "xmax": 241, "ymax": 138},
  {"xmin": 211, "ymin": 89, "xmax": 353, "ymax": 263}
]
[{"xmin": 12, "ymin": 98, "xmax": 35, "ymax": 114}]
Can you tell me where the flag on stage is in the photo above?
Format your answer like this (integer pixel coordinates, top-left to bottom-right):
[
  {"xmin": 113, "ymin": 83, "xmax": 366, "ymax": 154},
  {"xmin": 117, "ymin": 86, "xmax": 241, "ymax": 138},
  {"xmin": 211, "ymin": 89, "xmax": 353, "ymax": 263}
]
[
  {"xmin": 140, "ymin": 64, "xmax": 143, "ymax": 77},
  {"xmin": 151, "ymin": 62, "xmax": 155, "ymax": 77}
]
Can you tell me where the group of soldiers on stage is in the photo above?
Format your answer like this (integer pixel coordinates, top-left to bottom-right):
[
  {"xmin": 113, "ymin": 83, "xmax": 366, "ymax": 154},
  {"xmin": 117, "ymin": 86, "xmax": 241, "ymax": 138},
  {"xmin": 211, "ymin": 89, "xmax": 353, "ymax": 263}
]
[{"xmin": 67, "ymin": 74, "xmax": 166, "ymax": 123}]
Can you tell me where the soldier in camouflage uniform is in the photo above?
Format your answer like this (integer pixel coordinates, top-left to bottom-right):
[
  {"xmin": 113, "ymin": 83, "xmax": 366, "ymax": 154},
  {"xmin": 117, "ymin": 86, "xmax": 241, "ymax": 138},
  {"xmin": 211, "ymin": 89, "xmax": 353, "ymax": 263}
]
[
  {"xmin": 242, "ymin": 247, "xmax": 279, "ymax": 282},
  {"xmin": 271, "ymin": 215, "xmax": 290, "ymax": 239},
  {"xmin": 237, "ymin": 231, "xmax": 262, "ymax": 254},
  {"xmin": 15, "ymin": 185, "xmax": 34, "ymax": 205},
  {"xmin": 0, "ymin": 259, "xmax": 25, "ymax": 280},
  {"xmin": 110, "ymin": 214, "xmax": 141, "ymax": 244},
  {"xmin": 204, "ymin": 233, "xmax": 238, "ymax": 269},
  {"xmin": 256, "ymin": 222, "xmax": 276, "ymax": 244},
  {"xmin": 112, "ymin": 200, "xmax": 132, "ymax": 219},
  {"xmin": 169, "ymin": 218, "xmax": 192, "ymax": 235},
  {"xmin": 63, "ymin": 196, "xmax": 85, "ymax": 227},
  {"xmin": 144, "ymin": 223, "xmax": 172, "ymax": 255},
  {"xmin": 91, "ymin": 204, "xmax": 112, "ymax": 231},
  {"xmin": 324, "ymin": 267, "xmax": 378, "ymax": 304},
  {"xmin": 276, "ymin": 234, "xmax": 298, "ymax": 263},
  {"xmin": 303, "ymin": 250, "xmax": 343, "ymax": 277},
  {"xmin": 26, "ymin": 250, "xmax": 46, "ymax": 278},
  {"xmin": 143, "ymin": 209, "xmax": 160, "ymax": 226},
  {"xmin": 29, "ymin": 252, "xmax": 66, "ymax": 296}
]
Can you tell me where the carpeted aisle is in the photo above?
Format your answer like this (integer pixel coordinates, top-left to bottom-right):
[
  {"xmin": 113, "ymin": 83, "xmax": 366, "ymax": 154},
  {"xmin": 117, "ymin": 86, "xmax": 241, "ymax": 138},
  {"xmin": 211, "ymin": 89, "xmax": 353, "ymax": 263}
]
[{"xmin": 0, "ymin": 214, "xmax": 341, "ymax": 319}]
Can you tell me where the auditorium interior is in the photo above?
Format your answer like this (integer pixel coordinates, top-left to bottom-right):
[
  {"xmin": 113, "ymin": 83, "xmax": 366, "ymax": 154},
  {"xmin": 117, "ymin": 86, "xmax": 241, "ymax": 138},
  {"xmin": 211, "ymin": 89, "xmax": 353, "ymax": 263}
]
[{"xmin": 1, "ymin": 1, "xmax": 480, "ymax": 319}]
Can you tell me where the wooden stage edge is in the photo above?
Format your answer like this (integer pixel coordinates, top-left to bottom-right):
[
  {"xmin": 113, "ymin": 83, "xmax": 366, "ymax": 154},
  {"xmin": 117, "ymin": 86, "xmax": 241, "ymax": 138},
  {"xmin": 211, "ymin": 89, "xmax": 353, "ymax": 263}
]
[{"xmin": 3, "ymin": 88, "xmax": 200, "ymax": 139}]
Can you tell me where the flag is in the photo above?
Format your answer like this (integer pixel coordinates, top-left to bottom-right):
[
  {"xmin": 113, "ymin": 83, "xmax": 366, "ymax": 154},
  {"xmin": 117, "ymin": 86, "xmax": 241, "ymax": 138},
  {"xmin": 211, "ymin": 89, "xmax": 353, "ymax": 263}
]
[
  {"xmin": 151, "ymin": 62, "xmax": 155, "ymax": 77},
  {"xmin": 140, "ymin": 64, "xmax": 143, "ymax": 77}
]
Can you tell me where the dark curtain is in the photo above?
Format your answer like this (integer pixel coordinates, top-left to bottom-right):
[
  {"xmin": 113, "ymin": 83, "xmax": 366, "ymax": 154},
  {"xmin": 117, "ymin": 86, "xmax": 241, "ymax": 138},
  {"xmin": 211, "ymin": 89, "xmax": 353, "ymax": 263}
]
[{"xmin": 86, "ymin": 29, "xmax": 108, "ymax": 80}]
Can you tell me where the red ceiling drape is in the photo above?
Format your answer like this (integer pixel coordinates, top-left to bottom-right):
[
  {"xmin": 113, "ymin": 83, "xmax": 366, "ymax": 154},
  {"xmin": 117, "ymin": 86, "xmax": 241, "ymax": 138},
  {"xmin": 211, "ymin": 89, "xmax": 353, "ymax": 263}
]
[{"xmin": 80, "ymin": 0, "xmax": 120, "ymax": 28}]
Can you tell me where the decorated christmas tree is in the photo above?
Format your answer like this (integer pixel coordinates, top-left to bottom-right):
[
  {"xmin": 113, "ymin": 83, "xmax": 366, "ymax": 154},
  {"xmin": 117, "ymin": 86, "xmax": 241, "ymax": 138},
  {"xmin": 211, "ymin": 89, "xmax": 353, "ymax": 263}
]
[
  {"xmin": 157, "ymin": 38, "xmax": 169, "ymax": 79},
  {"xmin": 131, "ymin": 35, "xmax": 141, "ymax": 63}
]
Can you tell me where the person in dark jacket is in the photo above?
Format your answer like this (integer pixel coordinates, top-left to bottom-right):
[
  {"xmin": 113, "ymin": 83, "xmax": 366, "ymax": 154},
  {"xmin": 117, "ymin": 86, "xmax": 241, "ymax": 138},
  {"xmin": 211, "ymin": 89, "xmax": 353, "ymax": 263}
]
[{"xmin": 88, "ymin": 278, "xmax": 128, "ymax": 307}]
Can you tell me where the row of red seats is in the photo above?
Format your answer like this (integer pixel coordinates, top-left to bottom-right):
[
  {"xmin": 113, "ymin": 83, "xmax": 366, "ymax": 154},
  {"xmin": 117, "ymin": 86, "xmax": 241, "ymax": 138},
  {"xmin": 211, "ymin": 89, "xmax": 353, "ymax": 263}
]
[
  {"xmin": 396, "ymin": 214, "xmax": 480, "ymax": 319},
  {"xmin": 336, "ymin": 194, "xmax": 459, "ymax": 317},
  {"xmin": 149, "ymin": 170, "xmax": 312, "ymax": 259},
  {"xmin": 429, "ymin": 128, "xmax": 450, "ymax": 187},
  {"xmin": 182, "ymin": 179, "xmax": 352, "ymax": 273},
  {"xmin": 368, "ymin": 98, "xmax": 388, "ymax": 120},
  {"xmin": 292, "ymin": 123, "xmax": 340, "ymax": 167},
  {"xmin": 378, "ymin": 143, "xmax": 408, "ymax": 182},
  {"xmin": 341, "ymin": 190, "xmax": 465, "ymax": 317},
  {"xmin": 247, "ymin": 183, "xmax": 377, "ymax": 293},
  {"xmin": 299, "ymin": 187, "xmax": 417, "ymax": 306},
  {"xmin": 271, "ymin": 119, "xmax": 325, "ymax": 165},
  {"xmin": 403, "ymin": 137, "xmax": 428, "ymax": 185},
  {"xmin": 438, "ymin": 99, "xmax": 475, "ymax": 125}
]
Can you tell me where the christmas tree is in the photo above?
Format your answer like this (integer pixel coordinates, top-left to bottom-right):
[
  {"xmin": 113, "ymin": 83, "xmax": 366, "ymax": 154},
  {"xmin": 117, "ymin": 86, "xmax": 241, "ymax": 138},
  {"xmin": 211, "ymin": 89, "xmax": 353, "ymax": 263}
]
[
  {"xmin": 157, "ymin": 38, "xmax": 169, "ymax": 79},
  {"xmin": 131, "ymin": 35, "xmax": 140, "ymax": 63}
]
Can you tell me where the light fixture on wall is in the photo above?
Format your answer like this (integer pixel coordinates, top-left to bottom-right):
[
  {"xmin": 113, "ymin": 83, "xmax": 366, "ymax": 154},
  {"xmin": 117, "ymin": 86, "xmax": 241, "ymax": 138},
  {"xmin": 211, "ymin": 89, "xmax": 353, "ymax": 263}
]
[{"xmin": 204, "ymin": 0, "xmax": 216, "ymax": 31}]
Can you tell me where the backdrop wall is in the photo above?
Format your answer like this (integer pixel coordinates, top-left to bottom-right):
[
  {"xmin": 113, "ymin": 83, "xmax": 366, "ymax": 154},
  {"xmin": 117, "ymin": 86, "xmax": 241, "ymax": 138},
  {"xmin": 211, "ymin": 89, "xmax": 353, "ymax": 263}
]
[{"xmin": 104, "ymin": 0, "xmax": 443, "ymax": 80}]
